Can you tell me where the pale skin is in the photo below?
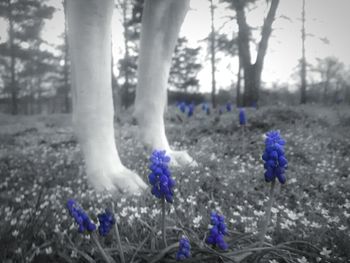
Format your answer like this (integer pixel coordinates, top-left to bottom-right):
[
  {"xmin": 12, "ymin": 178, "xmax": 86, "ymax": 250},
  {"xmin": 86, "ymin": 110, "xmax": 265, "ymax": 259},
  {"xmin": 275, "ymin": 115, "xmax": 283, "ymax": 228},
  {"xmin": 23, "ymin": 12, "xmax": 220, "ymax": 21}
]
[{"xmin": 67, "ymin": 0, "xmax": 194, "ymax": 193}]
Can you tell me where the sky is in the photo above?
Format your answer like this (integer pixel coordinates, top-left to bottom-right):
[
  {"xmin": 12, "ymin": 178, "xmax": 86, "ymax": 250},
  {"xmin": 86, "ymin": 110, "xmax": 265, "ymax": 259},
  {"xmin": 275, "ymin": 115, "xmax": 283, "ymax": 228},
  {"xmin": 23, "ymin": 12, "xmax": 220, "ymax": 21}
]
[
  {"xmin": 180, "ymin": 0, "xmax": 350, "ymax": 92},
  {"xmin": 1, "ymin": 0, "xmax": 350, "ymax": 93}
]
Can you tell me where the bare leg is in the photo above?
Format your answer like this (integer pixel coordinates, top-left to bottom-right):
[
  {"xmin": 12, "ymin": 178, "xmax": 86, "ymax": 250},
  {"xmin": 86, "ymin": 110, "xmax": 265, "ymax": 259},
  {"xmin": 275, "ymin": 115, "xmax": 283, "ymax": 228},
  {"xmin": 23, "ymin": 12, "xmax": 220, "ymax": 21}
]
[
  {"xmin": 135, "ymin": 0, "xmax": 195, "ymax": 166},
  {"xmin": 67, "ymin": 0, "xmax": 146, "ymax": 192}
]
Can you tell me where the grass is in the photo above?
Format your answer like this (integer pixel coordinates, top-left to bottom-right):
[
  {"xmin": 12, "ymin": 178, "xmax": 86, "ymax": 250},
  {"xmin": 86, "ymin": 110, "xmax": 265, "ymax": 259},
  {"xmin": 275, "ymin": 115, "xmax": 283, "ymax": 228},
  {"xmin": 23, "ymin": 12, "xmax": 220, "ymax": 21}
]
[{"xmin": 0, "ymin": 104, "xmax": 349, "ymax": 262}]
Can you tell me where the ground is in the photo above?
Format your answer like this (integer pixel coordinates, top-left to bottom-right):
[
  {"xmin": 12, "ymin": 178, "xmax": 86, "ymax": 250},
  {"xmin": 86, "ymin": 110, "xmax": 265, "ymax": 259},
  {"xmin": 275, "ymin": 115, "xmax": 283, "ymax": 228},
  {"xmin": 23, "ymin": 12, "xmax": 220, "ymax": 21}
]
[{"xmin": 0, "ymin": 104, "xmax": 349, "ymax": 263}]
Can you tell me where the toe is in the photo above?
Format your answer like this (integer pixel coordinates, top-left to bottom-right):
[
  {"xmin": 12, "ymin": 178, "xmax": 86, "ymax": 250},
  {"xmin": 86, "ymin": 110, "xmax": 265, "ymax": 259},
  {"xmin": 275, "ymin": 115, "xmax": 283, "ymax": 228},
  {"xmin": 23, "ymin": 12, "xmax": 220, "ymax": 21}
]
[
  {"xmin": 169, "ymin": 157, "xmax": 180, "ymax": 167},
  {"xmin": 189, "ymin": 159, "xmax": 199, "ymax": 167},
  {"xmin": 169, "ymin": 150, "xmax": 196, "ymax": 167},
  {"xmin": 133, "ymin": 174, "xmax": 148, "ymax": 190},
  {"xmin": 111, "ymin": 167, "xmax": 147, "ymax": 195},
  {"xmin": 88, "ymin": 173, "xmax": 117, "ymax": 192}
]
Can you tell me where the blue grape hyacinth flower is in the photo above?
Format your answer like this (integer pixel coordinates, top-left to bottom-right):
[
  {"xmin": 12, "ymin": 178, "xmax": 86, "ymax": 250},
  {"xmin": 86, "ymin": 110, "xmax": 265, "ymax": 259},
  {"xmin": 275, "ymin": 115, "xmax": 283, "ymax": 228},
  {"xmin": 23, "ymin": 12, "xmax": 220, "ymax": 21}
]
[
  {"xmin": 226, "ymin": 102, "xmax": 232, "ymax": 112},
  {"xmin": 188, "ymin": 103, "xmax": 195, "ymax": 117},
  {"xmin": 67, "ymin": 199, "xmax": 96, "ymax": 233},
  {"xmin": 201, "ymin": 102, "xmax": 207, "ymax": 111},
  {"xmin": 176, "ymin": 236, "xmax": 191, "ymax": 261},
  {"xmin": 202, "ymin": 102, "xmax": 210, "ymax": 115},
  {"xmin": 178, "ymin": 102, "xmax": 187, "ymax": 113},
  {"xmin": 97, "ymin": 209, "xmax": 115, "ymax": 236},
  {"xmin": 148, "ymin": 150, "xmax": 175, "ymax": 203},
  {"xmin": 251, "ymin": 101, "xmax": 257, "ymax": 109},
  {"xmin": 206, "ymin": 106, "xmax": 210, "ymax": 115},
  {"xmin": 206, "ymin": 212, "xmax": 228, "ymax": 250},
  {"xmin": 262, "ymin": 131, "xmax": 288, "ymax": 184},
  {"xmin": 239, "ymin": 108, "xmax": 246, "ymax": 125}
]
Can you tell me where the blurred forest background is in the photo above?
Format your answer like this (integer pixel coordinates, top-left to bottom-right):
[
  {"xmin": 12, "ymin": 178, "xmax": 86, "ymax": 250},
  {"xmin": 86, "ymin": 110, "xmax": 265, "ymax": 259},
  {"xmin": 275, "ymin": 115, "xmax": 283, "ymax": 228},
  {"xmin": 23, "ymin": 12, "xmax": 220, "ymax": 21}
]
[{"xmin": 0, "ymin": 0, "xmax": 350, "ymax": 115}]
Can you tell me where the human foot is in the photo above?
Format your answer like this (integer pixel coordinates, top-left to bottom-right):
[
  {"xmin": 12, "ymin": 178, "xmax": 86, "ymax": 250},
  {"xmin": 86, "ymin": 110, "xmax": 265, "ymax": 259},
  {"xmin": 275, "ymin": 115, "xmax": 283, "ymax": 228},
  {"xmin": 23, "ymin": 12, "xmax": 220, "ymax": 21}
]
[
  {"xmin": 137, "ymin": 127, "xmax": 197, "ymax": 167},
  {"xmin": 167, "ymin": 149, "xmax": 198, "ymax": 167},
  {"xmin": 79, "ymin": 137, "xmax": 147, "ymax": 194}
]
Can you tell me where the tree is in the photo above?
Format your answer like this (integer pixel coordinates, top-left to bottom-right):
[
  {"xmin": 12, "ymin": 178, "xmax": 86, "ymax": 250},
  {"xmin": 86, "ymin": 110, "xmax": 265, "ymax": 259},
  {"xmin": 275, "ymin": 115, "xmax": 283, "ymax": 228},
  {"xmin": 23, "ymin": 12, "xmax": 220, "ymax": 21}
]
[
  {"xmin": 216, "ymin": 32, "xmax": 239, "ymax": 104},
  {"xmin": 0, "ymin": 0, "xmax": 55, "ymax": 114},
  {"xmin": 169, "ymin": 37, "xmax": 202, "ymax": 92},
  {"xmin": 209, "ymin": 0, "xmax": 217, "ymax": 108},
  {"xmin": 300, "ymin": 0, "xmax": 307, "ymax": 104},
  {"xmin": 343, "ymin": 69, "xmax": 350, "ymax": 104},
  {"xmin": 203, "ymin": 1, "xmax": 239, "ymax": 106},
  {"xmin": 116, "ymin": 0, "xmax": 143, "ymax": 108},
  {"xmin": 53, "ymin": 31, "xmax": 71, "ymax": 114},
  {"xmin": 60, "ymin": 0, "xmax": 70, "ymax": 113},
  {"xmin": 313, "ymin": 57, "xmax": 345, "ymax": 104},
  {"xmin": 53, "ymin": 0, "xmax": 71, "ymax": 114},
  {"xmin": 18, "ymin": 42, "xmax": 58, "ymax": 114},
  {"xmin": 224, "ymin": 0, "xmax": 280, "ymax": 106}
]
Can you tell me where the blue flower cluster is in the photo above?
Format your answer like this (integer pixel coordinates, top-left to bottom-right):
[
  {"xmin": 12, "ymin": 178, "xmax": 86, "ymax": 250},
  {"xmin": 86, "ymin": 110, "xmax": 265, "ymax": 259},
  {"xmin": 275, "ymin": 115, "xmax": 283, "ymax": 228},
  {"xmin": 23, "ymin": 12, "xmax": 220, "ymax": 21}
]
[
  {"xmin": 177, "ymin": 102, "xmax": 187, "ymax": 113},
  {"xmin": 218, "ymin": 103, "xmax": 232, "ymax": 115},
  {"xmin": 187, "ymin": 103, "xmax": 195, "ymax": 117},
  {"xmin": 226, "ymin": 102, "xmax": 232, "ymax": 112},
  {"xmin": 67, "ymin": 199, "xmax": 96, "ymax": 233},
  {"xmin": 176, "ymin": 237, "xmax": 191, "ymax": 261},
  {"xmin": 97, "ymin": 209, "xmax": 115, "ymax": 236},
  {"xmin": 148, "ymin": 150, "xmax": 175, "ymax": 203},
  {"xmin": 206, "ymin": 212, "xmax": 228, "ymax": 250},
  {"xmin": 262, "ymin": 131, "xmax": 288, "ymax": 184},
  {"xmin": 177, "ymin": 102, "xmax": 195, "ymax": 117},
  {"xmin": 239, "ymin": 108, "xmax": 246, "ymax": 125},
  {"xmin": 251, "ymin": 101, "xmax": 257, "ymax": 109},
  {"xmin": 201, "ymin": 102, "xmax": 210, "ymax": 115}
]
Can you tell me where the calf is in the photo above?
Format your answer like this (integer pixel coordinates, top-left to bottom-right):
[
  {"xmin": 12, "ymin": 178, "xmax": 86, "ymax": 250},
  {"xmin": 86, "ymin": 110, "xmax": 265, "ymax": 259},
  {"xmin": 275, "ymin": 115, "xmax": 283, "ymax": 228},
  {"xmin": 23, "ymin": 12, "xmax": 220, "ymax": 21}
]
[{"xmin": 67, "ymin": 0, "xmax": 194, "ymax": 193}]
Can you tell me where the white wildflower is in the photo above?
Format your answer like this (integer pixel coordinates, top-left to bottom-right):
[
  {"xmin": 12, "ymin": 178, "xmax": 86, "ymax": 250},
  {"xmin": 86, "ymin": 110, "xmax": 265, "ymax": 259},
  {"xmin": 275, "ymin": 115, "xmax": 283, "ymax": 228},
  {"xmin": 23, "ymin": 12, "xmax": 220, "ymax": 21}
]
[
  {"xmin": 45, "ymin": 247, "xmax": 52, "ymax": 255},
  {"xmin": 297, "ymin": 256, "xmax": 309, "ymax": 263},
  {"xmin": 193, "ymin": 215, "xmax": 202, "ymax": 228},
  {"xmin": 320, "ymin": 247, "xmax": 331, "ymax": 257}
]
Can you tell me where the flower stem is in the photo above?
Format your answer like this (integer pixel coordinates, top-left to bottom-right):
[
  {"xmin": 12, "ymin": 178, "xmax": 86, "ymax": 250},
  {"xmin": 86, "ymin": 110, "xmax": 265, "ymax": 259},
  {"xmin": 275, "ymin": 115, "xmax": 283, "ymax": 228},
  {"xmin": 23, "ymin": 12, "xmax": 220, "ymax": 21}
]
[
  {"xmin": 111, "ymin": 202, "xmax": 125, "ymax": 263},
  {"xmin": 161, "ymin": 197, "xmax": 167, "ymax": 248},
  {"xmin": 91, "ymin": 232, "xmax": 115, "ymax": 263},
  {"xmin": 259, "ymin": 180, "xmax": 276, "ymax": 246},
  {"xmin": 241, "ymin": 125, "xmax": 245, "ymax": 153}
]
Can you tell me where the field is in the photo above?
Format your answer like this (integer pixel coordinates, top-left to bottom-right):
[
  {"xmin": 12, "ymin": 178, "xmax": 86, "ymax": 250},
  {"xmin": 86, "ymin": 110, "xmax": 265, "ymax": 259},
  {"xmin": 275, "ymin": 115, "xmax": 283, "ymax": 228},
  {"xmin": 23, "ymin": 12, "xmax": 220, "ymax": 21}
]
[{"xmin": 0, "ymin": 104, "xmax": 349, "ymax": 263}]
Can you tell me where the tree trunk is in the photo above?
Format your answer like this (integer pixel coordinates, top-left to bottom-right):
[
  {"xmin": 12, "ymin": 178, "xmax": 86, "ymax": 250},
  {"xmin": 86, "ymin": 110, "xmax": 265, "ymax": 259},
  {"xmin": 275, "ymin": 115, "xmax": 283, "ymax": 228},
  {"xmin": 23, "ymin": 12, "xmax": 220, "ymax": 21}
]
[
  {"xmin": 323, "ymin": 82, "xmax": 330, "ymax": 104},
  {"xmin": 345, "ymin": 84, "xmax": 350, "ymax": 104},
  {"xmin": 254, "ymin": 0, "xmax": 279, "ymax": 104},
  {"xmin": 300, "ymin": 0, "xmax": 307, "ymax": 104},
  {"xmin": 322, "ymin": 68, "xmax": 331, "ymax": 104},
  {"xmin": 236, "ymin": 57, "xmax": 242, "ymax": 107},
  {"xmin": 209, "ymin": 0, "xmax": 216, "ymax": 108},
  {"xmin": 7, "ymin": 0, "xmax": 18, "ymax": 114},
  {"xmin": 235, "ymin": 2, "xmax": 252, "ymax": 106},
  {"xmin": 235, "ymin": 0, "xmax": 279, "ymax": 107},
  {"xmin": 29, "ymin": 80, "xmax": 34, "ymax": 114},
  {"xmin": 122, "ymin": 0, "xmax": 130, "ymax": 93},
  {"xmin": 63, "ymin": 0, "xmax": 70, "ymax": 113},
  {"xmin": 37, "ymin": 76, "xmax": 42, "ymax": 114},
  {"xmin": 111, "ymin": 48, "xmax": 122, "ymax": 121},
  {"xmin": 117, "ymin": 0, "xmax": 132, "ymax": 109},
  {"xmin": 243, "ymin": 64, "xmax": 255, "ymax": 106}
]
